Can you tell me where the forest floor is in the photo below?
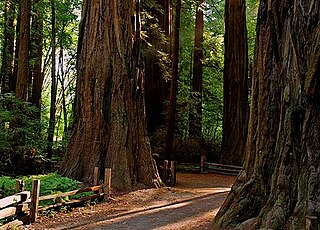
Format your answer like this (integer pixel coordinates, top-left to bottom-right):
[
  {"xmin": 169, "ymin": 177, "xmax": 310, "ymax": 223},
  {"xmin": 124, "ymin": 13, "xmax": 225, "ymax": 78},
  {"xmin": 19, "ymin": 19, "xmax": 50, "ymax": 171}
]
[{"xmin": 23, "ymin": 172, "xmax": 236, "ymax": 230}]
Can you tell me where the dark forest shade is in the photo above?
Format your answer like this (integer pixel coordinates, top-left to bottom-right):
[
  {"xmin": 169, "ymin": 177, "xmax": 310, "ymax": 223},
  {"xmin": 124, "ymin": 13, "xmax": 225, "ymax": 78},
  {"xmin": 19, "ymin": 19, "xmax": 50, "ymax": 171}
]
[
  {"xmin": 220, "ymin": 0, "xmax": 249, "ymax": 166},
  {"xmin": 0, "ymin": 0, "xmax": 15, "ymax": 94},
  {"xmin": 213, "ymin": 0, "xmax": 320, "ymax": 229},
  {"xmin": 60, "ymin": 0, "xmax": 157, "ymax": 191},
  {"xmin": 144, "ymin": 0, "xmax": 170, "ymax": 134}
]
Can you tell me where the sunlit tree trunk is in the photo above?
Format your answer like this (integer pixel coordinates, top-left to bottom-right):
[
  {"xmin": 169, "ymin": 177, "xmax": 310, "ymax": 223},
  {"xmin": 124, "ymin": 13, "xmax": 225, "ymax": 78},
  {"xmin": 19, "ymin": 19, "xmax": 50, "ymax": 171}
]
[
  {"xmin": 220, "ymin": 0, "xmax": 249, "ymax": 166},
  {"xmin": 60, "ymin": 0, "xmax": 158, "ymax": 191},
  {"xmin": 213, "ymin": 1, "xmax": 320, "ymax": 229}
]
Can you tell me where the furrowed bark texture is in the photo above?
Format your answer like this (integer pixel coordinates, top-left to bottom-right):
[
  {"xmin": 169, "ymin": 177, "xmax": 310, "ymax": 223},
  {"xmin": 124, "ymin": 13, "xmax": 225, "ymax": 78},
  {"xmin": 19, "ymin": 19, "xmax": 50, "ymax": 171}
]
[
  {"xmin": 60, "ymin": 0, "xmax": 157, "ymax": 191},
  {"xmin": 220, "ymin": 0, "xmax": 249, "ymax": 166},
  {"xmin": 15, "ymin": 0, "xmax": 30, "ymax": 101},
  {"xmin": 213, "ymin": 0, "xmax": 320, "ymax": 229}
]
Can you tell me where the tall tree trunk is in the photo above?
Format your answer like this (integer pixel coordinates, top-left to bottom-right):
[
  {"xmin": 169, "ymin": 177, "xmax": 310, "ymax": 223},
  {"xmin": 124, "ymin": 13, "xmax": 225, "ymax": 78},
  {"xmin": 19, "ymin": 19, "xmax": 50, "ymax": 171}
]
[
  {"xmin": 220, "ymin": 0, "xmax": 249, "ymax": 166},
  {"xmin": 165, "ymin": 0, "xmax": 181, "ymax": 162},
  {"xmin": 213, "ymin": 1, "xmax": 320, "ymax": 229},
  {"xmin": 144, "ymin": 0, "xmax": 170, "ymax": 134},
  {"xmin": 0, "ymin": 0, "xmax": 15, "ymax": 94},
  {"xmin": 47, "ymin": 0, "xmax": 57, "ymax": 158},
  {"xmin": 189, "ymin": 0, "xmax": 204, "ymax": 139},
  {"xmin": 15, "ymin": 0, "xmax": 30, "ymax": 101},
  {"xmin": 57, "ymin": 23, "xmax": 68, "ymax": 140},
  {"xmin": 60, "ymin": 0, "xmax": 158, "ymax": 191},
  {"xmin": 30, "ymin": 0, "xmax": 44, "ymax": 112},
  {"xmin": 11, "ymin": 8, "xmax": 20, "ymax": 93}
]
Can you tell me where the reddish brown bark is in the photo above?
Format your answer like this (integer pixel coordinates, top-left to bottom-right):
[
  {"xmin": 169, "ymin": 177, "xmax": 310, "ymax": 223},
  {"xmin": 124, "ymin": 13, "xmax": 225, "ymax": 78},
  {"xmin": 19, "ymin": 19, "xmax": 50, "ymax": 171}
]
[
  {"xmin": 220, "ymin": 0, "xmax": 249, "ymax": 166},
  {"xmin": 189, "ymin": 0, "xmax": 204, "ymax": 139},
  {"xmin": 15, "ymin": 0, "xmax": 30, "ymax": 101},
  {"xmin": 213, "ymin": 1, "xmax": 320, "ymax": 229},
  {"xmin": 60, "ymin": 0, "xmax": 157, "ymax": 191}
]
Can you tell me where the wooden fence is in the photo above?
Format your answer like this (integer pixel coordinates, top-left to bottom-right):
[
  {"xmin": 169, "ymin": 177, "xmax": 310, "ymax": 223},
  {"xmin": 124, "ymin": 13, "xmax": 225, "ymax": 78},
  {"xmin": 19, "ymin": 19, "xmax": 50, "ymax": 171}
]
[
  {"xmin": 178, "ymin": 155, "xmax": 242, "ymax": 176},
  {"xmin": 0, "ymin": 167, "xmax": 111, "ymax": 229}
]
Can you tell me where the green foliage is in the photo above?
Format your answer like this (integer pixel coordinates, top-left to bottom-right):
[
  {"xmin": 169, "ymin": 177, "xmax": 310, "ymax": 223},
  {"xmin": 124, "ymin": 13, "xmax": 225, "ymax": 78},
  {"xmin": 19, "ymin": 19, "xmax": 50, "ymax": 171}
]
[
  {"xmin": 177, "ymin": 0, "xmax": 224, "ymax": 143},
  {"xmin": 0, "ymin": 94, "xmax": 47, "ymax": 174},
  {"xmin": 0, "ymin": 173, "xmax": 81, "ymax": 198}
]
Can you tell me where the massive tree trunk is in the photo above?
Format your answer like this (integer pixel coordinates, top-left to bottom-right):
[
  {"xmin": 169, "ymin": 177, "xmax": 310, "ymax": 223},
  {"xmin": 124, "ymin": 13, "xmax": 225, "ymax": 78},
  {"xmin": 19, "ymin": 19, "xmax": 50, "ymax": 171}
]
[
  {"xmin": 220, "ymin": 0, "xmax": 249, "ymax": 166},
  {"xmin": 0, "ymin": 0, "xmax": 15, "ymax": 94},
  {"xmin": 213, "ymin": 1, "xmax": 320, "ymax": 229},
  {"xmin": 189, "ymin": 0, "xmax": 204, "ymax": 139},
  {"xmin": 15, "ymin": 0, "xmax": 30, "ymax": 101},
  {"xmin": 60, "ymin": 0, "xmax": 157, "ymax": 191}
]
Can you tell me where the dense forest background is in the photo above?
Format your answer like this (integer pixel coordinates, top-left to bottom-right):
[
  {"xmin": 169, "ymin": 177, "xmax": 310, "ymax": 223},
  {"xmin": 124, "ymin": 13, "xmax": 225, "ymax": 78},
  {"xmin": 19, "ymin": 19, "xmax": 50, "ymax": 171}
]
[
  {"xmin": 0, "ymin": 0, "xmax": 258, "ymax": 175},
  {"xmin": 1, "ymin": 0, "xmax": 320, "ymax": 229}
]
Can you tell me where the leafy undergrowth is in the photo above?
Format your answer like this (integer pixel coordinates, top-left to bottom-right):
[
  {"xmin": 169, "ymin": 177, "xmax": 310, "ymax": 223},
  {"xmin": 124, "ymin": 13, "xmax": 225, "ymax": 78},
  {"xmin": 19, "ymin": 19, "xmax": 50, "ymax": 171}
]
[{"xmin": 0, "ymin": 173, "xmax": 94, "ymax": 207}]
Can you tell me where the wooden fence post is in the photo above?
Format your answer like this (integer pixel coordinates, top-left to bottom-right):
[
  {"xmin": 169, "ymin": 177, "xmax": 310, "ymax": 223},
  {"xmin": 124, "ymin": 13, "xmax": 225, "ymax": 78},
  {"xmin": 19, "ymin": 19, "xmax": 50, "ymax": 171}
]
[
  {"xmin": 93, "ymin": 167, "xmax": 99, "ymax": 185},
  {"xmin": 306, "ymin": 215, "xmax": 318, "ymax": 230},
  {"xmin": 163, "ymin": 160, "xmax": 168, "ymax": 182},
  {"xmin": 16, "ymin": 191, "xmax": 30, "ymax": 217},
  {"xmin": 170, "ymin": 161, "xmax": 176, "ymax": 186},
  {"xmin": 103, "ymin": 168, "xmax": 111, "ymax": 201},
  {"xmin": 15, "ymin": 180, "xmax": 25, "ymax": 192},
  {"xmin": 200, "ymin": 155, "xmax": 206, "ymax": 173},
  {"xmin": 30, "ymin": 180, "xmax": 40, "ymax": 223}
]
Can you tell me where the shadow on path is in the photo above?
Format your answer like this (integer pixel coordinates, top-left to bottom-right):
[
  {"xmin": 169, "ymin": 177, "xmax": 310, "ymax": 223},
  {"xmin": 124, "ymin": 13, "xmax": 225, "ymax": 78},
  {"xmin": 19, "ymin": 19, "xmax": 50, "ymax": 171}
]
[{"xmin": 63, "ymin": 191, "xmax": 229, "ymax": 230}]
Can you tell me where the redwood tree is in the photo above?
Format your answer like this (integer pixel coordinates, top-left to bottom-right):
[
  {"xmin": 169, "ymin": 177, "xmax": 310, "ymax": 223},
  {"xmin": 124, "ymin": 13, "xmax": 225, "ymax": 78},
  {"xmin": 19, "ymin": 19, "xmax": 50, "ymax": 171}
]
[
  {"xmin": 220, "ymin": 0, "xmax": 249, "ymax": 166},
  {"xmin": 29, "ymin": 0, "xmax": 44, "ymax": 111},
  {"xmin": 15, "ymin": 0, "xmax": 30, "ymax": 101},
  {"xmin": 60, "ymin": 0, "xmax": 158, "ymax": 191},
  {"xmin": 213, "ymin": 1, "xmax": 320, "ymax": 229},
  {"xmin": 189, "ymin": 0, "xmax": 204, "ymax": 139}
]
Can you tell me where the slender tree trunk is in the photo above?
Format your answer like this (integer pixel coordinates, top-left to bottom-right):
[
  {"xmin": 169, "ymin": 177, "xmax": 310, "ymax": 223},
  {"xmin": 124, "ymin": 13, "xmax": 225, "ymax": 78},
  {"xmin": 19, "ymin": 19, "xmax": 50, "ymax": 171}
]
[
  {"xmin": 213, "ymin": 1, "xmax": 320, "ymax": 229},
  {"xmin": 15, "ymin": 0, "xmax": 30, "ymax": 101},
  {"xmin": 165, "ymin": 0, "xmax": 181, "ymax": 162},
  {"xmin": 220, "ymin": 0, "xmax": 249, "ymax": 166},
  {"xmin": 0, "ymin": 0, "xmax": 15, "ymax": 94},
  {"xmin": 57, "ymin": 24, "xmax": 68, "ymax": 140},
  {"xmin": 60, "ymin": 0, "xmax": 158, "ymax": 191},
  {"xmin": 30, "ymin": 0, "xmax": 44, "ymax": 112},
  {"xmin": 189, "ymin": 0, "xmax": 204, "ymax": 139},
  {"xmin": 11, "ymin": 8, "xmax": 20, "ymax": 93},
  {"xmin": 47, "ymin": 0, "xmax": 57, "ymax": 158}
]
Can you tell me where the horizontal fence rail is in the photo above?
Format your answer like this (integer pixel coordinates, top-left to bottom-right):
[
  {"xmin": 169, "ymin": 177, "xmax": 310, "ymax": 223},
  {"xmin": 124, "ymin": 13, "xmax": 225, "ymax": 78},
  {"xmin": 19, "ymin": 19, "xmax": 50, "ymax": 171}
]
[{"xmin": 0, "ymin": 167, "xmax": 112, "ymax": 228}]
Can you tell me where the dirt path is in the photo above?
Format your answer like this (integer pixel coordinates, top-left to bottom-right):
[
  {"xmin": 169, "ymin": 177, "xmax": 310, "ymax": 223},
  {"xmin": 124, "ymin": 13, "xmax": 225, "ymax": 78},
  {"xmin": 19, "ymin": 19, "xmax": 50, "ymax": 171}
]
[{"xmin": 25, "ymin": 173, "xmax": 236, "ymax": 230}]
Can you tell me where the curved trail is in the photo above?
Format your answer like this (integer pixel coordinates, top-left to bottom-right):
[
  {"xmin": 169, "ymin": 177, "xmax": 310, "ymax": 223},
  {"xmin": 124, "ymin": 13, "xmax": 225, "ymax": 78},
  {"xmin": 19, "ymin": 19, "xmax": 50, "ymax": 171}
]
[{"xmin": 26, "ymin": 173, "xmax": 236, "ymax": 230}]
